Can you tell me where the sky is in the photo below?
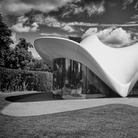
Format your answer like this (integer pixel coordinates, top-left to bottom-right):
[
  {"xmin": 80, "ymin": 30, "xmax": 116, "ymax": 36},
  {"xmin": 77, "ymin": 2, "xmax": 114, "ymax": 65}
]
[{"xmin": 0, "ymin": 0, "xmax": 138, "ymax": 58}]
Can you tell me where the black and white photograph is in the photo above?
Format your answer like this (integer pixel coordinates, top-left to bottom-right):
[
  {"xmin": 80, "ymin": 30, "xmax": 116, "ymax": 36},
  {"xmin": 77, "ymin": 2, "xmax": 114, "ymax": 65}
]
[{"xmin": 0, "ymin": 0, "xmax": 138, "ymax": 137}]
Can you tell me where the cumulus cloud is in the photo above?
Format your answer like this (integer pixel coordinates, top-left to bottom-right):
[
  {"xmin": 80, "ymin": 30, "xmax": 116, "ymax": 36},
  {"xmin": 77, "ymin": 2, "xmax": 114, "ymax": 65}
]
[
  {"xmin": 44, "ymin": 16, "xmax": 61, "ymax": 28},
  {"xmin": 11, "ymin": 16, "xmax": 39, "ymax": 32},
  {"xmin": 82, "ymin": 27, "xmax": 138, "ymax": 48},
  {"xmin": 11, "ymin": 23, "xmax": 29, "ymax": 32},
  {"xmin": 11, "ymin": 22, "xmax": 39, "ymax": 32},
  {"xmin": 98, "ymin": 28, "xmax": 132, "ymax": 47},
  {"xmin": 31, "ymin": 22, "xmax": 39, "ymax": 32},
  {"xmin": 1, "ymin": 0, "xmax": 80, "ymax": 15},
  {"xmin": 82, "ymin": 28, "xmax": 98, "ymax": 39},
  {"xmin": 62, "ymin": 24, "xmax": 75, "ymax": 32},
  {"xmin": 17, "ymin": 15, "xmax": 28, "ymax": 23}
]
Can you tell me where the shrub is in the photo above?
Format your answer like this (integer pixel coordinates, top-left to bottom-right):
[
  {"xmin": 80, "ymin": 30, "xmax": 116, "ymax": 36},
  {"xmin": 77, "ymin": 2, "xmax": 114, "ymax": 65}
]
[{"xmin": 0, "ymin": 67, "xmax": 52, "ymax": 92}]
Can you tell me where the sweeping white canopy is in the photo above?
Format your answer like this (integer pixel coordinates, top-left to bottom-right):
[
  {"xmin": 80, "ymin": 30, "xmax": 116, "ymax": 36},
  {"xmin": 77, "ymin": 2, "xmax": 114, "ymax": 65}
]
[{"xmin": 34, "ymin": 34, "xmax": 138, "ymax": 97}]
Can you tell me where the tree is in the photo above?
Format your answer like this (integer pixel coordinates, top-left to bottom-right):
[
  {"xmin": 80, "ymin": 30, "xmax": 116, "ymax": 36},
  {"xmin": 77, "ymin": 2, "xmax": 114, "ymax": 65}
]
[
  {"xmin": 6, "ymin": 38, "xmax": 34, "ymax": 69},
  {"xmin": 0, "ymin": 14, "xmax": 13, "ymax": 67},
  {"xmin": 26, "ymin": 58, "xmax": 51, "ymax": 72}
]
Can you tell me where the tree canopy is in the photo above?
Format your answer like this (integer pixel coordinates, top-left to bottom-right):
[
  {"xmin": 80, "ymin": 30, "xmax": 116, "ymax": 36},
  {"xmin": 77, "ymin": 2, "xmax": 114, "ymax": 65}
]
[
  {"xmin": 26, "ymin": 58, "xmax": 51, "ymax": 72},
  {"xmin": 5, "ymin": 38, "xmax": 34, "ymax": 69},
  {"xmin": 0, "ymin": 14, "xmax": 13, "ymax": 67},
  {"xmin": 0, "ymin": 13, "xmax": 52, "ymax": 72},
  {"xmin": 0, "ymin": 14, "xmax": 13, "ymax": 49}
]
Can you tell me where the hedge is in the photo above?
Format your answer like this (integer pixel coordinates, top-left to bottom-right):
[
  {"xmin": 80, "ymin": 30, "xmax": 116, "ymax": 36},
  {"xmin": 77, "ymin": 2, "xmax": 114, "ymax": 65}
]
[{"xmin": 0, "ymin": 67, "xmax": 53, "ymax": 92}]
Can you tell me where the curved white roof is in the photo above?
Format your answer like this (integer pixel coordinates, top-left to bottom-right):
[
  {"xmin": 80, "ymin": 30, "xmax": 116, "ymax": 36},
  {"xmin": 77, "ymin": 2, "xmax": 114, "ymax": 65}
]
[{"xmin": 34, "ymin": 35, "xmax": 138, "ymax": 97}]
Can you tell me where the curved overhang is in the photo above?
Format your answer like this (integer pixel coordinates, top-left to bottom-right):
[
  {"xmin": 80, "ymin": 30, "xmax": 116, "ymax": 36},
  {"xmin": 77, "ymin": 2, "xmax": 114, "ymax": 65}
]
[{"xmin": 34, "ymin": 35, "xmax": 138, "ymax": 97}]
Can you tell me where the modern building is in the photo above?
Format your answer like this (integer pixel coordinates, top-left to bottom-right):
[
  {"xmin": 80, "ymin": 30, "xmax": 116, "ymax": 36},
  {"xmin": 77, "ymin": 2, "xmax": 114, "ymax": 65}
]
[{"xmin": 34, "ymin": 34, "xmax": 138, "ymax": 99}]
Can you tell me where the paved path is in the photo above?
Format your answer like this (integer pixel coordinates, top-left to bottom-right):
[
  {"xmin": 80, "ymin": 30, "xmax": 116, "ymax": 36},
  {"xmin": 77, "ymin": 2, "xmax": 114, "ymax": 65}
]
[{"xmin": 1, "ymin": 97, "xmax": 138, "ymax": 117}]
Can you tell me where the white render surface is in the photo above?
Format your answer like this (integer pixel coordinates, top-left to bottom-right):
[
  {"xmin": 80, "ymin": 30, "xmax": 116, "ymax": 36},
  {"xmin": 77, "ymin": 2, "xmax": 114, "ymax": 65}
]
[{"xmin": 34, "ymin": 35, "xmax": 138, "ymax": 97}]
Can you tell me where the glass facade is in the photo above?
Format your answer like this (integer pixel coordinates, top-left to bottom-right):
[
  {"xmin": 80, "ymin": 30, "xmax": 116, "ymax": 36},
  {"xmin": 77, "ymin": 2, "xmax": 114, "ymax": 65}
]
[
  {"xmin": 129, "ymin": 81, "xmax": 138, "ymax": 96},
  {"xmin": 53, "ymin": 58, "xmax": 118, "ymax": 98},
  {"xmin": 53, "ymin": 58, "xmax": 138, "ymax": 98}
]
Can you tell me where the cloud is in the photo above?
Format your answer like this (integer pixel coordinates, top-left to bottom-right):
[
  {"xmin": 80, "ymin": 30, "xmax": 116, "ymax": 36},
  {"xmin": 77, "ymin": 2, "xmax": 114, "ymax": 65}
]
[
  {"xmin": 10, "ymin": 32, "xmax": 18, "ymax": 49},
  {"xmin": 67, "ymin": 22, "xmax": 98, "ymax": 27},
  {"xmin": 40, "ymin": 32, "xmax": 77, "ymax": 38},
  {"xmin": 62, "ymin": 1, "xmax": 105, "ymax": 18},
  {"xmin": 122, "ymin": 0, "xmax": 134, "ymax": 9},
  {"xmin": 84, "ymin": 1, "xmax": 105, "ymax": 16},
  {"xmin": 10, "ymin": 32, "xmax": 17, "ymax": 42},
  {"xmin": 82, "ymin": 28, "xmax": 98, "ymax": 39},
  {"xmin": 40, "ymin": 32, "xmax": 62, "ymax": 37},
  {"xmin": 11, "ymin": 16, "xmax": 39, "ymax": 32},
  {"xmin": 29, "ymin": 14, "xmax": 99, "ymax": 32},
  {"xmin": 42, "ymin": 16, "xmax": 75, "ymax": 32},
  {"xmin": 122, "ymin": 0, "xmax": 138, "ymax": 10},
  {"xmin": 135, "ymin": 1, "xmax": 138, "ymax": 10},
  {"xmin": 98, "ymin": 28, "xmax": 132, "ymax": 47},
  {"xmin": 10, "ymin": 15, "xmax": 76, "ymax": 33},
  {"xmin": 82, "ymin": 27, "xmax": 138, "ymax": 48},
  {"xmin": 11, "ymin": 22, "xmax": 39, "ymax": 32},
  {"xmin": 24, "ymin": 13, "xmax": 138, "ymax": 34},
  {"xmin": 44, "ymin": 16, "xmax": 61, "ymax": 28},
  {"xmin": 34, "ymin": 14, "xmax": 99, "ymax": 27},
  {"xmin": 131, "ymin": 14, "xmax": 138, "ymax": 21},
  {"xmin": 11, "ymin": 23, "xmax": 30, "ymax": 32},
  {"xmin": 31, "ymin": 22, "xmax": 39, "ymax": 32},
  {"xmin": 1, "ymin": 0, "xmax": 80, "ymax": 15},
  {"xmin": 17, "ymin": 15, "xmax": 28, "ymax": 23},
  {"xmin": 62, "ymin": 24, "xmax": 75, "ymax": 32}
]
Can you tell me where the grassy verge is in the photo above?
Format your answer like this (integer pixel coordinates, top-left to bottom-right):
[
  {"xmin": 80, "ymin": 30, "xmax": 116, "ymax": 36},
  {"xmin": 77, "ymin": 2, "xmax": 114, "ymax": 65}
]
[{"xmin": 0, "ymin": 92, "xmax": 138, "ymax": 138}]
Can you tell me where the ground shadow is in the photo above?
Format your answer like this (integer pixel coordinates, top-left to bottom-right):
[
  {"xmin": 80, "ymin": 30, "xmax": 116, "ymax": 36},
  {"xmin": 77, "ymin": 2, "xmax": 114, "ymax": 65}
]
[
  {"xmin": 5, "ymin": 92, "xmax": 63, "ymax": 103},
  {"xmin": 5, "ymin": 91, "xmax": 138, "ymax": 103}
]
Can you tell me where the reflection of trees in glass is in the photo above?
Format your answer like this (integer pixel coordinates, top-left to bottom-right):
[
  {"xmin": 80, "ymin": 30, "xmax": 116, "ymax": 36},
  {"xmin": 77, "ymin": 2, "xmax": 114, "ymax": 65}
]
[
  {"xmin": 53, "ymin": 58, "xmax": 116, "ymax": 97},
  {"xmin": 53, "ymin": 58, "xmax": 65, "ymax": 89},
  {"xmin": 81, "ymin": 65, "xmax": 87, "ymax": 93}
]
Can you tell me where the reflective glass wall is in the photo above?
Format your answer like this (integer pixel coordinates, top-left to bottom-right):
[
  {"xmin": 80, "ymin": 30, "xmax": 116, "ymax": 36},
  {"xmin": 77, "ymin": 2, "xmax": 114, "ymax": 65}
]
[
  {"xmin": 53, "ymin": 58, "xmax": 118, "ymax": 98},
  {"xmin": 129, "ymin": 81, "xmax": 138, "ymax": 96}
]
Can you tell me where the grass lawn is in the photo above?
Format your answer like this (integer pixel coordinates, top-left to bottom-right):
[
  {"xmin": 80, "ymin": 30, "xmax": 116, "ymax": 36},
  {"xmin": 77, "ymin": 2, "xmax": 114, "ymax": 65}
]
[{"xmin": 0, "ymin": 92, "xmax": 138, "ymax": 138}]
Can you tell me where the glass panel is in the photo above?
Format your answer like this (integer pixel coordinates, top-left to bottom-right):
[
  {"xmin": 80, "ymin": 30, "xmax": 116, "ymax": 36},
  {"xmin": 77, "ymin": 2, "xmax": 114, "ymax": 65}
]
[
  {"xmin": 53, "ymin": 58, "xmax": 65, "ymax": 90},
  {"xmin": 81, "ymin": 64, "xmax": 87, "ymax": 94},
  {"xmin": 53, "ymin": 58, "xmax": 119, "ymax": 98},
  {"xmin": 129, "ymin": 81, "xmax": 138, "ymax": 96}
]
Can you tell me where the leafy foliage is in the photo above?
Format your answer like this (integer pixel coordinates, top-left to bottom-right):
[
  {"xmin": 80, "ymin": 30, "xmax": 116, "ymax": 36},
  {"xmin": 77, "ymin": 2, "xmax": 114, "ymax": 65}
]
[
  {"xmin": 26, "ymin": 58, "xmax": 52, "ymax": 72},
  {"xmin": 0, "ymin": 67, "xmax": 53, "ymax": 92},
  {"xmin": 5, "ymin": 38, "xmax": 34, "ymax": 69},
  {"xmin": 0, "ymin": 14, "xmax": 13, "ymax": 48},
  {"xmin": 0, "ymin": 14, "xmax": 13, "ymax": 67},
  {"xmin": 0, "ymin": 14, "xmax": 52, "ymax": 71}
]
